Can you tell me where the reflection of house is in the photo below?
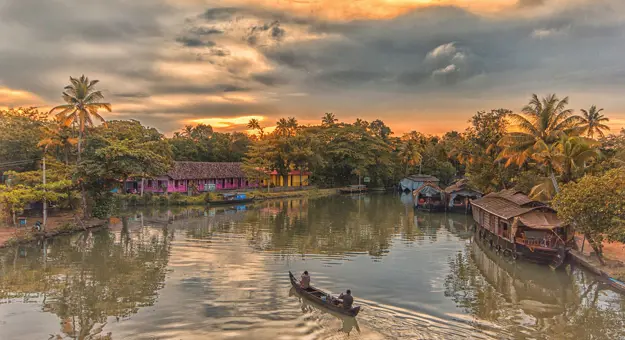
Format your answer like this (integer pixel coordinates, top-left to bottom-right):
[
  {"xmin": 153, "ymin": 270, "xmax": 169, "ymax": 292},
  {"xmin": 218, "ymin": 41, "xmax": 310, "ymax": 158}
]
[
  {"xmin": 444, "ymin": 179, "xmax": 482, "ymax": 214},
  {"xmin": 471, "ymin": 189, "xmax": 574, "ymax": 267},
  {"xmin": 263, "ymin": 170, "xmax": 311, "ymax": 187},
  {"xmin": 126, "ymin": 162, "xmax": 256, "ymax": 194}
]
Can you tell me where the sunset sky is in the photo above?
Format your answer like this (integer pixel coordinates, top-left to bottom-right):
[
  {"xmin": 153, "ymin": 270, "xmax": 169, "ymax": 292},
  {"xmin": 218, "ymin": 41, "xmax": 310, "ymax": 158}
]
[{"xmin": 1, "ymin": 0, "xmax": 625, "ymax": 135}]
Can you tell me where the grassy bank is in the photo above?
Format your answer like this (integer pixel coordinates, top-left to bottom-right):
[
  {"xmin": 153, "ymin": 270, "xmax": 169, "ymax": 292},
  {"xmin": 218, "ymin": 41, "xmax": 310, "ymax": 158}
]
[{"xmin": 115, "ymin": 188, "xmax": 338, "ymax": 207}]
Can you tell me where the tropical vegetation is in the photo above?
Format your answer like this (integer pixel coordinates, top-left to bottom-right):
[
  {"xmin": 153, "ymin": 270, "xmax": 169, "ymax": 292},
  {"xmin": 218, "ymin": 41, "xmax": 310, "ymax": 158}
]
[{"xmin": 1, "ymin": 77, "xmax": 624, "ymax": 260}]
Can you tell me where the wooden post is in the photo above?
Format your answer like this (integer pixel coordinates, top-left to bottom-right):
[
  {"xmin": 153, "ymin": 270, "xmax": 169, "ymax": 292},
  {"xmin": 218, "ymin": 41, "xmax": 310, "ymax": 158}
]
[{"xmin": 42, "ymin": 146, "xmax": 47, "ymax": 230}]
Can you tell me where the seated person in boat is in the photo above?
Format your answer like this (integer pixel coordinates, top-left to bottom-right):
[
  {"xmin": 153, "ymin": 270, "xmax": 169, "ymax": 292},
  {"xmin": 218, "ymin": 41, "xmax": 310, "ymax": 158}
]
[
  {"xmin": 337, "ymin": 290, "xmax": 354, "ymax": 310},
  {"xmin": 300, "ymin": 271, "xmax": 311, "ymax": 290}
]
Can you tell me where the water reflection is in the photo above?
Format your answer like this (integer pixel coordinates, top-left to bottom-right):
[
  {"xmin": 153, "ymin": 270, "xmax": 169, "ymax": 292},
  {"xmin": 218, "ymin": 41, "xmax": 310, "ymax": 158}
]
[
  {"xmin": 0, "ymin": 194, "xmax": 623, "ymax": 340},
  {"xmin": 0, "ymin": 224, "xmax": 172, "ymax": 339},
  {"xmin": 444, "ymin": 234, "xmax": 625, "ymax": 339},
  {"xmin": 289, "ymin": 286, "xmax": 361, "ymax": 335}
]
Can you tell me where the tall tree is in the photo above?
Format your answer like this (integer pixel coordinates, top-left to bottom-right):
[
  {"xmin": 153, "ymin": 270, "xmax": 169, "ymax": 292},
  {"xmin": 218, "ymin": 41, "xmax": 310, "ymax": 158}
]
[
  {"xmin": 579, "ymin": 105, "xmax": 610, "ymax": 139},
  {"xmin": 553, "ymin": 168, "xmax": 625, "ymax": 265},
  {"xmin": 49, "ymin": 75, "xmax": 112, "ymax": 218},
  {"xmin": 499, "ymin": 94, "xmax": 581, "ymax": 193}
]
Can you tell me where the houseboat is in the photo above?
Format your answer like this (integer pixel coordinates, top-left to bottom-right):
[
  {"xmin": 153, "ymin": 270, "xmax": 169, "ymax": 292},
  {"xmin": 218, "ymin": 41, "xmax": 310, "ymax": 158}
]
[
  {"xmin": 412, "ymin": 179, "xmax": 445, "ymax": 212},
  {"xmin": 470, "ymin": 189, "xmax": 574, "ymax": 268},
  {"xmin": 339, "ymin": 185, "xmax": 368, "ymax": 194},
  {"xmin": 444, "ymin": 179, "xmax": 482, "ymax": 214}
]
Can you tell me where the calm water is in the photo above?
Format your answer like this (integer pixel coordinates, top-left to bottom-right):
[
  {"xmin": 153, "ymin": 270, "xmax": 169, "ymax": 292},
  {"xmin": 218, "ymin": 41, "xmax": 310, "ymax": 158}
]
[{"xmin": 1, "ymin": 194, "xmax": 624, "ymax": 340}]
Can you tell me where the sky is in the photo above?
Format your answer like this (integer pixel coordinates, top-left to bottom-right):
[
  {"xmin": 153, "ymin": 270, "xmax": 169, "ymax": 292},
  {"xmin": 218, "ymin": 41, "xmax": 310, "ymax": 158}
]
[{"xmin": 1, "ymin": 0, "xmax": 625, "ymax": 136}]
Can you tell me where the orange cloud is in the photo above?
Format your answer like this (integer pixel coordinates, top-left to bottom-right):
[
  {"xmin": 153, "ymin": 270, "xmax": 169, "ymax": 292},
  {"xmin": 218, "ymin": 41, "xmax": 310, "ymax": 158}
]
[
  {"xmin": 0, "ymin": 87, "xmax": 46, "ymax": 109},
  {"xmin": 217, "ymin": 0, "xmax": 519, "ymax": 20}
]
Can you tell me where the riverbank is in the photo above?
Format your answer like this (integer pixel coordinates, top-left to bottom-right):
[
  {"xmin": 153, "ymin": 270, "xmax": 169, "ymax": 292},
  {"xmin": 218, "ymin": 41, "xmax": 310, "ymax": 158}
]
[
  {"xmin": 568, "ymin": 235, "xmax": 625, "ymax": 292},
  {"xmin": 0, "ymin": 188, "xmax": 339, "ymax": 248},
  {"xmin": 0, "ymin": 213, "xmax": 107, "ymax": 249}
]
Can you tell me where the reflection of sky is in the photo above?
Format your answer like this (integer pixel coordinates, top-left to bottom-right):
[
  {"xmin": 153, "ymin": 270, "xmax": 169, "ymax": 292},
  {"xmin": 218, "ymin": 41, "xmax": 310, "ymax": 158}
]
[{"xmin": 2, "ymin": 196, "xmax": 625, "ymax": 339}]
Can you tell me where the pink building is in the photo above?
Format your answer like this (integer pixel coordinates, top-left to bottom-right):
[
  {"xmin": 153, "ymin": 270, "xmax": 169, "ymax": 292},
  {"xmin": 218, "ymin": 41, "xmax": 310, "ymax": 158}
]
[{"xmin": 125, "ymin": 162, "xmax": 257, "ymax": 194}]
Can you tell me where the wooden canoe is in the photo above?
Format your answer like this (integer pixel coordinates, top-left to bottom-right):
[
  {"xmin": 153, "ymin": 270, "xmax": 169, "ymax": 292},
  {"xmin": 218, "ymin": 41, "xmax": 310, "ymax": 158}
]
[
  {"xmin": 208, "ymin": 198, "xmax": 254, "ymax": 206},
  {"xmin": 288, "ymin": 271, "xmax": 361, "ymax": 317}
]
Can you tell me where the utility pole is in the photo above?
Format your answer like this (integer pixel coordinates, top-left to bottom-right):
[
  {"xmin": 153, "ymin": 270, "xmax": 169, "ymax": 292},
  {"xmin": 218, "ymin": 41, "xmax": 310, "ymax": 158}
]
[{"xmin": 42, "ymin": 146, "xmax": 47, "ymax": 230}]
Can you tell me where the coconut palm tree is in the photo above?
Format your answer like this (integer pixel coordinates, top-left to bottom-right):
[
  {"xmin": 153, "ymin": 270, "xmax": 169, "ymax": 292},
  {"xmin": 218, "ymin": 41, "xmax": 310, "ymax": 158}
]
[
  {"xmin": 498, "ymin": 94, "xmax": 581, "ymax": 193},
  {"xmin": 579, "ymin": 105, "xmax": 610, "ymax": 139},
  {"xmin": 49, "ymin": 75, "xmax": 111, "ymax": 218},
  {"xmin": 398, "ymin": 140, "xmax": 423, "ymax": 175},
  {"xmin": 247, "ymin": 118, "xmax": 264, "ymax": 137},
  {"xmin": 530, "ymin": 135, "xmax": 599, "ymax": 200},
  {"xmin": 50, "ymin": 75, "xmax": 111, "ymax": 160},
  {"xmin": 321, "ymin": 112, "xmax": 338, "ymax": 126}
]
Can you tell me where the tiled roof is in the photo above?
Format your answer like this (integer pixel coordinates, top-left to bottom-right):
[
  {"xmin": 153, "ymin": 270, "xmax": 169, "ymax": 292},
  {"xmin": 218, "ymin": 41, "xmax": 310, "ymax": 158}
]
[{"xmin": 167, "ymin": 162, "xmax": 246, "ymax": 180}]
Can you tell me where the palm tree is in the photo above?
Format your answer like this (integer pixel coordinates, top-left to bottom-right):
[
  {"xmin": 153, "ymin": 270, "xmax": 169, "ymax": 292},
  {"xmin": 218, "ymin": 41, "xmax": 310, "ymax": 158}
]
[
  {"xmin": 530, "ymin": 135, "xmax": 599, "ymax": 200},
  {"xmin": 579, "ymin": 105, "xmax": 610, "ymax": 139},
  {"xmin": 275, "ymin": 117, "xmax": 298, "ymax": 137},
  {"xmin": 498, "ymin": 94, "xmax": 581, "ymax": 193},
  {"xmin": 50, "ymin": 75, "xmax": 112, "ymax": 160},
  {"xmin": 49, "ymin": 75, "xmax": 111, "ymax": 218},
  {"xmin": 247, "ymin": 118, "xmax": 264, "ymax": 137},
  {"xmin": 38, "ymin": 124, "xmax": 78, "ymax": 165},
  {"xmin": 399, "ymin": 141, "xmax": 423, "ymax": 175},
  {"xmin": 322, "ymin": 112, "xmax": 338, "ymax": 126}
]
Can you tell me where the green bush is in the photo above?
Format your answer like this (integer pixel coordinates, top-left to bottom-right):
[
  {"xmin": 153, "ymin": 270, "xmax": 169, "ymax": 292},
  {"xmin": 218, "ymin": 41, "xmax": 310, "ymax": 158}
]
[
  {"xmin": 92, "ymin": 193, "xmax": 115, "ymax": 218},
  {"xmin": 156, "ymin": 195, "xmax": 169, "ymax": 206}
]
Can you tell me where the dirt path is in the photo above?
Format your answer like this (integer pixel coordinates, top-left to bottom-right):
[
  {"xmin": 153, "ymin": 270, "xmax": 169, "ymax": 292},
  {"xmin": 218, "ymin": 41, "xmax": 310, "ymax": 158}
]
[{"xmin": 575, "ymin": 234, "xmax": 625, "ymax": 280}]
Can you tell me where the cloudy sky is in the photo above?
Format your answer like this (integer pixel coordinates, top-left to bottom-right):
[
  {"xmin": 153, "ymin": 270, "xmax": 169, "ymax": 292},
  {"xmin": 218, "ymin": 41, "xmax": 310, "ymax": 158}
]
[{"xmin": 1, "ymin": 0, "xmax": 625, "ymax": 135}]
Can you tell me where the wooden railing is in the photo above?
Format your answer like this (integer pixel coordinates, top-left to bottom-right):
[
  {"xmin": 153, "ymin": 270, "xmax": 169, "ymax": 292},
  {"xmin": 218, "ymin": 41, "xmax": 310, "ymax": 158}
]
[{"xmin": 515, "ymin": 237, "xmax": 562, "ymax": 249}]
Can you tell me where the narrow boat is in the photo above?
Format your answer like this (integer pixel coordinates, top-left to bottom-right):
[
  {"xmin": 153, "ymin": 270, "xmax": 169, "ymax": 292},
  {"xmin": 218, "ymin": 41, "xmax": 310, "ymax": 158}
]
[
  {"xmin": 208, "ymin": 192, "xmax": 254, "ymax": 205},
  {"xmin": 339, "ymin": 185, "xmax": 368, "ymax": 194},
  {"xmin": 288, "ymin": 271, "xmax": 361, "ymax": 317}
]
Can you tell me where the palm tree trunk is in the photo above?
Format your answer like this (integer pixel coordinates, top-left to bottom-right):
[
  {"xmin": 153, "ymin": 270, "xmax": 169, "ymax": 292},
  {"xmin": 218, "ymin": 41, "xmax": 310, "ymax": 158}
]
[
  {"xmin": 77, "ymin": 128, "xmax": 88, "ymax": 219},
  {"xmin": 550, "ymin": 171, "xmax": 560, "ymax": 194}
]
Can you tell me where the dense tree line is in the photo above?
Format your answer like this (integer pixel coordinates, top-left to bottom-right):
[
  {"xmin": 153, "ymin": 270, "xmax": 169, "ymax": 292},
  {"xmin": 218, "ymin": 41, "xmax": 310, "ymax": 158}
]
[{"xmin": 1, "ymin": 77, "xmax": 624, "ymax": 258}]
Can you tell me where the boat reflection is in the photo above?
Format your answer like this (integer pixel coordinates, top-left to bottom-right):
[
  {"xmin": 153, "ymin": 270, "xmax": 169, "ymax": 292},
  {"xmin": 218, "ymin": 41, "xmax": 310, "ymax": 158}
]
[{"xmin": 289, "ymin": 287, "xmax": 361, "ymax": 335}]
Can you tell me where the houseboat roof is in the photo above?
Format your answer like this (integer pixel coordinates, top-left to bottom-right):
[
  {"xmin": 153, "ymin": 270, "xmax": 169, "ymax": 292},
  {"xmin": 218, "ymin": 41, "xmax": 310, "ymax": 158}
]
[
  {"xmin": 167, "ymin": 162, "xmax": 246, "ymax": 180},
  {"xmin": 471, "ymin": 189, "xmax": 556, "ymax": 220},
  {"xmin": 404, "ymin": 174, "xmax": 440, "ymax": 183},
  {"xmin": 413, "ymin": 182, "xmax": 444, "ymax": 194},
  {"xmin": 444, "ymin": 179, "xmax": 482, "ymax": 194}
]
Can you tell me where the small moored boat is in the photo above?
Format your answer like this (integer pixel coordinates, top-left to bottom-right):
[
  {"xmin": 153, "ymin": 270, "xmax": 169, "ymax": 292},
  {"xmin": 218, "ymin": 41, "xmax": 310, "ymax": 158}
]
[
  {"xmin": 288, "ymin": 271, "xmax": 361, "ymax": 317},
  {"xmin": 208, "ymin": 192, "xmax": 254, "ymax": 205}
]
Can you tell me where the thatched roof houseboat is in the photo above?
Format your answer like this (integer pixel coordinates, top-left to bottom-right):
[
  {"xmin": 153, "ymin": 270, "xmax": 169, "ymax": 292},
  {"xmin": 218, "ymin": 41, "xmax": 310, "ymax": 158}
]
[{"xmin": 470, "ymin": 189, "xmax": 573, "ymax": 268}]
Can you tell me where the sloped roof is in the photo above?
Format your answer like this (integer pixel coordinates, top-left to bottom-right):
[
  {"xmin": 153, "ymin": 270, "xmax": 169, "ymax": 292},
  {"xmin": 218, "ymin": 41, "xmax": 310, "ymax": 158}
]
[
  {"xmin": 413, "ymin": 181, "xmax": 444, "ymax": 195},
  {"xmin": 444, "ymin": 179, "xmax": 482, "ymax": 194},
  {"xmin": 167, "ymin": 162, "xmax": 246, "ymax": 180},
  {"xmin": 404, "ymin": 174, "xmax": 440, "ymax": 182},
  {"xmin": 471, "ymin": 189, "xmax": 552, "ymax": 220}
]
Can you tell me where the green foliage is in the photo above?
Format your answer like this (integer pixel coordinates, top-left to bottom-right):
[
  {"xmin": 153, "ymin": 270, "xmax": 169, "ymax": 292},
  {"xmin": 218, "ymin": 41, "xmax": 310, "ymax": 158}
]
[
  {"xmin": 169, "ymin": 123, "xmax": 251, "ymax": 162},
  {"xmin": 79, "ymin": 120, "xmax": 173, "ymax": 197},
  {"xmin": 553, "ymin": 169, "xmax": 625, "ymax": 263},
  {"xmin": 0, "ymin": 107, "xmax": 48, "ymax": 172}
]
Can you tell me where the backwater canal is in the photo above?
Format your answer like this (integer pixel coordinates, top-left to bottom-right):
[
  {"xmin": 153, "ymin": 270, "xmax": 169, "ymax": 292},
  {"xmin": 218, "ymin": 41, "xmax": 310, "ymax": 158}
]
[{"xmin": 1, "ymin": 194, "xmax": 624, "ymax": 339}]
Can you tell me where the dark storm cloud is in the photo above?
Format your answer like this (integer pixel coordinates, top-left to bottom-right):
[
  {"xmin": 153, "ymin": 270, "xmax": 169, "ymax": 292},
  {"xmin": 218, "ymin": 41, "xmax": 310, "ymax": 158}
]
[
  {"xmin": 176, "ymin": 36, "xmax": 216, "ymax": 47},
  {"xmin": 253, "ymin": 3, "xmax": 625, "ymax": 92},
  {"xmin": 189, "ymin": 27, "xmax": 225, "ymax": 35},
  {"xmin": 251, "ymin": 72, "xmax": 288, "ymax": 87},
  {"xmin": 113, "ymin": 92, "xmax": 151, "ymax": 98}
]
